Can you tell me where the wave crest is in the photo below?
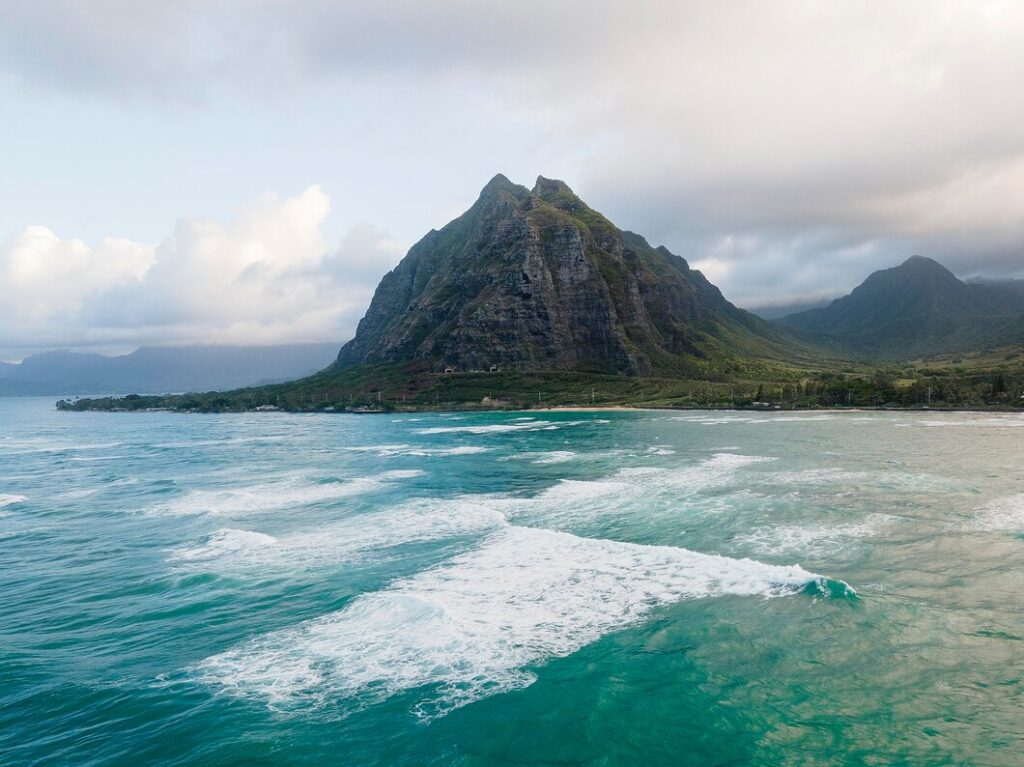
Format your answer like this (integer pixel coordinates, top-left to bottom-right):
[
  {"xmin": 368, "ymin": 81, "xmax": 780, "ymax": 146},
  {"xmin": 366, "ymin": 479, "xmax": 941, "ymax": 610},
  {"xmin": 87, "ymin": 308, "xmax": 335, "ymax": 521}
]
[{"xmin": 197, "ymin": 526, "xmax": 845, "ymax": 717}]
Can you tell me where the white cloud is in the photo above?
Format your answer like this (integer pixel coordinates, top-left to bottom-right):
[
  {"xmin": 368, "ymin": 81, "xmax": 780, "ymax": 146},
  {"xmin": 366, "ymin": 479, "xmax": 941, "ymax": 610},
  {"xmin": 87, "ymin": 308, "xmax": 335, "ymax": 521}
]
[
  {"xmin": 1, "ymin": 1, "xmax": 1023, "ymax": 312},
  {"xmin": 0, "ymin": 187, "xmax": 403, "ymax": 358},
  {"xmin": 1, "ymin": 226, "xmax": 153, "ymax": 322}
]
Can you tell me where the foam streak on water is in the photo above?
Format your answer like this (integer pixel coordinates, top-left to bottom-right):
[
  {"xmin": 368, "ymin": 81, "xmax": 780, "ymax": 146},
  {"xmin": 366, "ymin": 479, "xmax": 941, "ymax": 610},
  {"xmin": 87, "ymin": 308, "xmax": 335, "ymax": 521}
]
[
  {"xmin": 973, "ymin": 493, "xmax": 1024, "ymax": 531},
  {"xmin": 197, "ymin": 525, "xmax": 836, "ymax": 717},
  {"xmin": 151, "ymin": 470, "xmax": 425, "ymax": 517},
  {"xmin": 169, "ymin": 499, "xmax": 506, "ymax": 569}
]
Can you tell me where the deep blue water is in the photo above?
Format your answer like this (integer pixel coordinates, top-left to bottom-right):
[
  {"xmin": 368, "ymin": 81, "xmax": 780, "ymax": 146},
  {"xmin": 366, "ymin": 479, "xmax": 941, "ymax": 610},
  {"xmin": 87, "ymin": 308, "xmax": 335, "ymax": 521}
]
[{"xmin": 1, "ymin": 398, "xmax": 1022, "ymax": 765}]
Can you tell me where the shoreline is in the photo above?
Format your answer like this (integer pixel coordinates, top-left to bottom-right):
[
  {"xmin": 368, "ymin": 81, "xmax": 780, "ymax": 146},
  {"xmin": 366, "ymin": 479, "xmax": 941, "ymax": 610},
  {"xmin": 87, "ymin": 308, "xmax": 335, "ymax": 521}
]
[
  {"xmin": 53, "ymin": 401, "xmax": 1024, "ymax": 415},
  {"xmin": 507, "ymin": 405, "xmax": 1024, "ymax": 415}
]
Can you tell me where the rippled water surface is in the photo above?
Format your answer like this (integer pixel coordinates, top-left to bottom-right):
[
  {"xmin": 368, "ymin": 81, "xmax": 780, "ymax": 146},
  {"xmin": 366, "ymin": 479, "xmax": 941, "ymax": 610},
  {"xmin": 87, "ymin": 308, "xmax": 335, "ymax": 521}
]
[{"xmin": 1, "ymin": 398, "xmax": 1022, "ymax": 765}]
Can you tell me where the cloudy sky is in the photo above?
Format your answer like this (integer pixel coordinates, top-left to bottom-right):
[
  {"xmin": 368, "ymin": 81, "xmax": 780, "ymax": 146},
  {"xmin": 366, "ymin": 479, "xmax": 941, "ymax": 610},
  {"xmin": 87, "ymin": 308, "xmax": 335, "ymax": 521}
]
[{"xmin": 2, "ymin": 1, "xmax": 1023, "ymax": 359}]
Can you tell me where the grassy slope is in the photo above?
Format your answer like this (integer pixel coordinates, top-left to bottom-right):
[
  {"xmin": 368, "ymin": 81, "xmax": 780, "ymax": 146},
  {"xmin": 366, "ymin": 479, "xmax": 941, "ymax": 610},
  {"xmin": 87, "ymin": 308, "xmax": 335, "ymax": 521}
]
[{"xmin": 56, "ymin": 353, "xmax": 1024, "ymax": 412}]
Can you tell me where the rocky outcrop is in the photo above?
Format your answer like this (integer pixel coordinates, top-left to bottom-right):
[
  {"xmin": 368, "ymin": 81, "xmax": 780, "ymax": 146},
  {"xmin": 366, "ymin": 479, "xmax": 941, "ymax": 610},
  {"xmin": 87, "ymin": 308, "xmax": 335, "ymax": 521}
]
[{"xmin": 335, "ymin": 174, "xmax": 791, "ymax": 375}]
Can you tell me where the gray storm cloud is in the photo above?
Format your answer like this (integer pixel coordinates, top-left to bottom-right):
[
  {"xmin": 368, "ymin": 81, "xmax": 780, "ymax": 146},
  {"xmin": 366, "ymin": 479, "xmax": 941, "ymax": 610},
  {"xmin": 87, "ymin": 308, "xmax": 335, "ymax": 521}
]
[{"xmin": 1, "ymin": 0, "xmax": 1022, "ymax": 346}]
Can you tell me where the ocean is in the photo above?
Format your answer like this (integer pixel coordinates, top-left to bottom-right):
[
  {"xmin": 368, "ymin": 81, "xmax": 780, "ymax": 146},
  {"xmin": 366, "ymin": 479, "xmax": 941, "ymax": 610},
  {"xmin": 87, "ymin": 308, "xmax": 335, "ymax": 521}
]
[{"xmin": 1, "ymin": 397, "xmax": 1022, "ymax": 765}]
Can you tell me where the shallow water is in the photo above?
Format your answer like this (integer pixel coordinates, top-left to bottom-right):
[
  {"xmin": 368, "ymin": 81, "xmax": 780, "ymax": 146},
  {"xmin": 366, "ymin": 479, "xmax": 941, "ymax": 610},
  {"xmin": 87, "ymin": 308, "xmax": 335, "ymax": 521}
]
[{"xmin": 1, "ymin": 399, "xmax": 1022, "ymax": 765}]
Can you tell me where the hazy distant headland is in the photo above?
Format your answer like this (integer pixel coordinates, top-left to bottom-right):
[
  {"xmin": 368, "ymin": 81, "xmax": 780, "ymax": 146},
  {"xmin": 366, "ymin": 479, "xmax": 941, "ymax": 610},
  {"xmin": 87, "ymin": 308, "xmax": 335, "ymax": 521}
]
[{"xmin": 2, "ymin": 343, "xmax": 339, "ymax": 396}]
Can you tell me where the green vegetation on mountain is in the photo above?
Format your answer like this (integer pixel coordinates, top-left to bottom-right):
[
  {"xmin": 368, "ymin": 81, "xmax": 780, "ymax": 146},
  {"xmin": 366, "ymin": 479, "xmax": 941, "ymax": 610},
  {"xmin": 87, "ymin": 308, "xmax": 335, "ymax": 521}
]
[
  {"xmin": 334, "ymin": 174, "xmax": 813, "ymax": 377},
  {"xmin": 777, "ymin": 256, "xmax": 1024, "ymax": 358},
  {"xmin": 58, "ymin": 178, "xmax": 1024, "ymax": 413}
]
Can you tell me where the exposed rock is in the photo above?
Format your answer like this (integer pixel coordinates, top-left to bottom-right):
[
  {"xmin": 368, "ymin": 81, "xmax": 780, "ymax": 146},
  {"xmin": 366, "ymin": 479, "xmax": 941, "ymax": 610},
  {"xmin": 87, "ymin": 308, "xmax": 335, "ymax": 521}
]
[{"xmin": 335, "ymin": 174, "xmax": 790, "ymax": 375}]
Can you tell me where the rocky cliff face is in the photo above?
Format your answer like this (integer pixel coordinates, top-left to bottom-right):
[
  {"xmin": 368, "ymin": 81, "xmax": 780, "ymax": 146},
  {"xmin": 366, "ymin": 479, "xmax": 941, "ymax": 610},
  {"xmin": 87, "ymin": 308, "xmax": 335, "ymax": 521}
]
[{"xmin": 335, "ymin": 174, "xmax": 791, "ymax": 376}]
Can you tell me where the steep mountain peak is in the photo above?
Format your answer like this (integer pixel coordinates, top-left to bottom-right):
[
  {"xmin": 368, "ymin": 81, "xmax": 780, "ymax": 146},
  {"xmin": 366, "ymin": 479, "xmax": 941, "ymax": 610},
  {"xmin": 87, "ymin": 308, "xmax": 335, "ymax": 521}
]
[
  {"xmin": 532, "ymin": 176, "xmax": 592, "ymax": 217},
  {"xmin": 478, "ymin": 173, "xmax": 527, "ymax": 200},
  {"xmin": 860, "ymin": 254, "xmax": 960, "ymax": 289},
  {"xmin": 901, "ymin": 254, "xmax": 941, "ymax": 268},
  {"xmin": 533, "ymin": 175, "xmax": 575, "ymax": 198},
  {"xmin": 335, "ymin": 174, "xmax": 792, "ymax": 376},
  {"xmin": 895, "ymin": 254, "xmax": 957, "ymax": 278}
]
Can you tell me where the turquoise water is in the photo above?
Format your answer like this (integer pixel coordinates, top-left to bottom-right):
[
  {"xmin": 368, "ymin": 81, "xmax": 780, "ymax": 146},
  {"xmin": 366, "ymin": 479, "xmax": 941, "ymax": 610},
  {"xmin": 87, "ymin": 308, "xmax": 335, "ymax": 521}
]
[{"xmin": 1, "ymin": 399, "xmax": 1022, "ymax": 766}]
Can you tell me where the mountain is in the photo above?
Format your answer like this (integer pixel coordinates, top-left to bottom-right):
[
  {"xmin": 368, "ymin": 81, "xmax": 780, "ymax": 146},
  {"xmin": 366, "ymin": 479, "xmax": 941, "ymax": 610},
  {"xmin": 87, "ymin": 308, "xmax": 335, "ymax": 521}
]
[
  {"xmin": 0, "ymin": 344, "xmax": 340, "ymax": 396},
  {"xmin": 334, "ymin": 174, "xmax": 802, "ymax": 378},
  {"xmin": 777, "ymin": 256, "xmax": 1024, "ymax": 358}
]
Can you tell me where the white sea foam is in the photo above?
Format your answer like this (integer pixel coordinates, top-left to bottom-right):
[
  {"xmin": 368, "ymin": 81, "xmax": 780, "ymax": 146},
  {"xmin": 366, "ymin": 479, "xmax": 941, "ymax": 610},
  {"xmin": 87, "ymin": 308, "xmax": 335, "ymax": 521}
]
[
  {"xmin": 152, "ymin": 470, "xmax": 425, "ymax": 517},
  {"xmin": 0, "ymin": 440, "xmax": 123, "ymax": 455},
  {"xmin": 171, "ymin": 528, "xmax": 279, "ymax": 561},
  {"xmin": 58, "ymin": 488, "xmax": 101, "ymax": 500},
  {"xmin": 400, "ymin": 446, "xmax": 490, "ymax": 457},
  {"xmin": 672, "ymin": 414, "xmax": 837, "ymax": 426},
  {"xmin": 644, "ymin": 453, "xmax": 773, "ymax": 492},
  {"xmin": 531, "ymin": 450, "xmax": 578, "ymax": 464},
  {"xmin": 972, "ymin": 494, "xmax": 1024, "ymax": 531},
  {"xmin": 505, "ymin": 447, "xmax": 633, "ymax": 464},
  {"xmin": 484, "ymin": 453, "xmax": 772, "ymax": 529},
  {"xmin": 537, "ymin": 478, "xmax": 631, "ymax": 502},
  {"xmin": 170, "ymin": 498, "xmax": 506, "ymax": 569},
  {"xmin": 597, "ymin": 453, "xmax": 768, "ymax": 486},
  {"xmin": 343, "ymin": 444, "xmax": 411, "ymax": 453},
  {"xmin": 0, "ymin": 494, "xmax": 27, "ymax": 508},
  {"xmin": 750, "ymin": 415, "xmax": 836, "ymax": 423},
  {"xmin": 197, "ymin": 526, "xmax": 836, "ymax": 716},
  {"xmin": 415, "ymin": 419, "xmax": 603, "ymax": 435},
  {"xmin": 615, "ymin": 467, "xmax": 666, "ymax": 478},
  {"xmin": 346, "ymin": 444, "xmax": 490, "ymax": 457},
  {"xmin": 919, "ymin": 417, "xmax": 1024, "ymax": 428},
  {"xmin": 767, "ymin": 468, "xmax": 963, "ymax": 493},
  {"xmin": 671, "ymin": 414, "xmax": 752, "ymax": 425},
  {"xmin": 154, "ymin": 436, "xmax": 291, "ymax": 449},
  {"xmin": 415, "ymin": 421, "xmax": 556, "ymax": 435},
  {"xmin": 379, "ymin": 469, "xmax": 427, "ymax": 479},
  {"xmin": 735, "ymin": 514, "xmax": 893, "ymax": 556}
]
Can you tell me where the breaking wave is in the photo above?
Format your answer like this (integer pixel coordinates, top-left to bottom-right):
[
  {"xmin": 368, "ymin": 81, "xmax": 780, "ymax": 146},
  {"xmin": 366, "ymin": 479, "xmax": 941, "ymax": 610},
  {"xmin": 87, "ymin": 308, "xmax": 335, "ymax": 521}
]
[{"xmin": 197, "ymin": 525, "xmax": 850, "ymax": 717}]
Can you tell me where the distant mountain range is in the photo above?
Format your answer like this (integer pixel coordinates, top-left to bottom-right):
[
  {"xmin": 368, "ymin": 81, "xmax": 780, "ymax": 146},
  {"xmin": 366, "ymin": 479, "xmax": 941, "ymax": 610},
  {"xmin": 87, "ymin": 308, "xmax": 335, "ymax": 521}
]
[
  {"xmin": 776, "ymin": 256, "xmax": 1024, "ymax": 358},
  {"xmin": 334, "ymin": 174, "xmax": 805, "ymax": 378},
  {"xmin": 0, "ymin": 344, "xmax": 339, "ymax": 396}
]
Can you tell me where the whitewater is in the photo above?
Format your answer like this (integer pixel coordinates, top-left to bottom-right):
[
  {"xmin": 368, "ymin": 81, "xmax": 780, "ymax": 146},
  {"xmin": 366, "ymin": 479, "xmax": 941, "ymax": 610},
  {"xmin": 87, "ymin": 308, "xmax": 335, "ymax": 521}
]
[{"xmin": 1, "ymin": 398, "xmax": 1022, "ymax": 766}]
